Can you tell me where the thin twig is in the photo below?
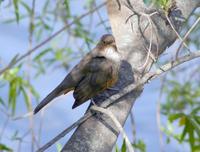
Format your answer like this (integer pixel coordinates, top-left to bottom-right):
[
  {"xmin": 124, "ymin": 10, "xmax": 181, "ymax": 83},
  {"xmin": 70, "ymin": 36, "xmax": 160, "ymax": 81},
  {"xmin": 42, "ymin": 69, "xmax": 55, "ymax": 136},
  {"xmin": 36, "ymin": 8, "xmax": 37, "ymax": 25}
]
[
  {"xmin": 124, "ymin": 3, "xmax": 159, "ymax": 69},
  {"xmin": 17, "ymin": 140, "xmax": 22, "ymax": 152},
  {"xmin": 16, "ymin": 130, "xmax": 31, "ymax": 152},
  {"xmin": 95, "ymin": 1, "xmax": 110, "ymax": 33},
  {"xmin": 90, "ymin": 106, "xmax": 134, "ymax": 152},
  {"xmin": 0, "ymin": 2, "xmax": 106, "ymax": 76},
  {"xmin": 165, "ymin": 14, "xmax": 190, "ymax": 52},
  {"xmin": 156, "ymin": 76, "xmax": 166, "ymax": 152},
  {"xmin": 175, "ymin": 16, "xmax": 200, "ymax": 59},
  {"xmin": 0, "ymin": 116, "xmax": 9, "ymax": 141},
  {"xmin": 130, "ymin": 111, "xmax": 136, "ymax": 144},
  {"xmin": 36, "ymin": 50, "xmax": 200, "ymax": 152},
  {"xmin": 28, "ymin": 1, "xmax": 37, "ymax": 151},
  {"xmin": 0, "ymin": 107, "xmax": 11, "ymax": 117},
  {"xmin": 138, "ymin": 13, "xmax": 157, "ymax": 69}
]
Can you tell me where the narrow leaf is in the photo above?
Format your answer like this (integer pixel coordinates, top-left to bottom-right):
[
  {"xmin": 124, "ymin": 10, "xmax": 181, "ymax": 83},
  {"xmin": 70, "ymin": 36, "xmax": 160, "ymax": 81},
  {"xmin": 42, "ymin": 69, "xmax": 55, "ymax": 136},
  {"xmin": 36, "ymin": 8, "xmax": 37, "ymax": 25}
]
[
  {"xmin": 63, "ymin": 0, "xmax": 71, "ymax": 18},
  {"xmin": 121, "ymin": 139, "xmax": 127, "ymax": 152},
  {"xmin": 13, "ymin": 0, "xmax": 20, "ymax": 23},
  {"xmin": 34, "ymin": 48, "xmax": 52, "ymax": 61},
  {"xmin": 0, "ymin": 143, "xmax": 12, "ymax": 151},
  {"xmin": 56, "ymin": 143, "xmax": 62, "ymax": 152},
  {"xmin": 168, "ymin": 113, "xmax": 185, "ymax": 122},
  {"xmin": 20, "ymin": 86, "xmax": 31, "ymax": 111}
]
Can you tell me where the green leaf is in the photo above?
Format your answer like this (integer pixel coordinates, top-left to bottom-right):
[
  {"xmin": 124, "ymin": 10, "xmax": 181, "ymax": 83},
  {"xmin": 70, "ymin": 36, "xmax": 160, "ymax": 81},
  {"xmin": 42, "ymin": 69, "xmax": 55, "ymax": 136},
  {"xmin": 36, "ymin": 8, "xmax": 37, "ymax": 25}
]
[
  {"xmin": 0, "ymin": 97, "xmax": 5, "ymax": 106},
  {"xmin": 63, "ymin": 0, "xmax": 71, "ymax": 18},
  {"xmin": 8, "ymin": 54, "xmax": 19, "ymax": 66},
  {"xmin": 85, "ymin": 0, "xmax": 95, "ymax": 8},
  {"xmin": 168, "ymin": 113, "xmax": 185, "ymax": 122},
  {"xmin": 13, "ymin": 0, "xmax": 20, "ymax": 23},
  {"xmin": 33, "ymin": 60, "xmax": 46, "ymax": 77},
  {"xmin": 188, "ymin": 124, "xmax": 195, "ymax": 149},
  {"xmin": 56, "ymin": 143, "xmax": 62, "ymax": 152},
  {"xmin": 194, "ymin": 116, "xmax": 200, "ymax": 126},
  {"xmin": 115, "ymin": 145, "xmax": 119, "ymax": 152},
  {"xmin": 34, "ymin": 48, "xmax": 52, "ymax": 61},
  {"xmin": 25, "ymin": 82, "xmax": 39, "ymax": 101},
  {"xmin": 179, "ymin": 116, "xmax": 186, "ymax": 126},
  {"xmin": 43, "ymin": 22, "xmax": 52, "ymax": 30},
  {"xmin": 166, "ymin": 137, "xmax": 170, "ymax": 144},
  {"xmin": 179, "ymin": 116, "xmax": 200, "ymax": 150},
  {"xmin": 187, "ymin": 116, "xmax": 200, "ymax": 138},
  {"xmin": 55, "ymin": 50, "xmax": 63, "ymax": 60},
  {"xmin": 42, "ymin": 0, "xmax": 50, "ymax": 14},
  {"xmin": 20, "ymin": 86, "xmax": 31, "ymax": 111},
  {"xmin": 12, "ymin": 130, "xmax": 19, "ymax": 140},
  {"xmin": 20, "ymin": 1, "xmax": 31, "ymax": 14},
  {"xmin": 191, "ymin": 107, "xmax": 200, "ymax": 115},
  {"xmin": 132, "ymin": 139, "xmax": 146, "ymax": 152},
  {"xmin": 36, "ymin": 27, "xmax": 44, "ymax": 41},
  {"xmin": 9, "ymin": 79, "xmax": 17, "ymax": 114},
  {"xmin": 0, "ymin": 143, "xmax": 13, "ymax": 151},
  {"xmin": 193, "ymin": 145, "xmax": 200, "ymax": 151},
  {"xmin": 3, "ymin": 67, "xmax": 20, "ymax": 81},
  {"xmin": 121, "ymin": 139, "xmax": 127, "ymax": 152}
]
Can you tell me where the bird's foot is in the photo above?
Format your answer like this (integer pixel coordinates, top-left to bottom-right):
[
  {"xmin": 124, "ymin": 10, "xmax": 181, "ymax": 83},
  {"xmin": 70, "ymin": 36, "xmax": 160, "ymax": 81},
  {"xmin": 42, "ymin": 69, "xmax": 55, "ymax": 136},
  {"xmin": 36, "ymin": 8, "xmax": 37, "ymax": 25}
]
[
  {"xmin": 107, "ymin": 87, "xmax": 120, "ymax": 92},
  {"xmin": 91, "ymin": 98, "xmax": 98, "ymax": 107},
  {"xmin": 90, "ymin": 104, "xmax": 104, "ymax": 120}
]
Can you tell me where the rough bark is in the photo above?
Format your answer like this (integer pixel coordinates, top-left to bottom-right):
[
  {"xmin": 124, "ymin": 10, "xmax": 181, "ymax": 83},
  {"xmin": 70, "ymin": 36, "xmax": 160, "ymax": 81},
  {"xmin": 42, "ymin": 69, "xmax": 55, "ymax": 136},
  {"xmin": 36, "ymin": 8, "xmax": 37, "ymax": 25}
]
[{"xmin": 61, "ymin": 0, "xmax": 200, "ymax": 152}]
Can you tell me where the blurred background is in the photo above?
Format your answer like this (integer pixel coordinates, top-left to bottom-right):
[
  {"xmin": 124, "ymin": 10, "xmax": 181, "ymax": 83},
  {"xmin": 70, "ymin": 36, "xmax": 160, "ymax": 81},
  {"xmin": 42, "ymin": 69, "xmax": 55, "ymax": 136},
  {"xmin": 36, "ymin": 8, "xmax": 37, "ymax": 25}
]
[{"xmin": 0, "ymin": 0, "xmax": 199, "ymax": 152}]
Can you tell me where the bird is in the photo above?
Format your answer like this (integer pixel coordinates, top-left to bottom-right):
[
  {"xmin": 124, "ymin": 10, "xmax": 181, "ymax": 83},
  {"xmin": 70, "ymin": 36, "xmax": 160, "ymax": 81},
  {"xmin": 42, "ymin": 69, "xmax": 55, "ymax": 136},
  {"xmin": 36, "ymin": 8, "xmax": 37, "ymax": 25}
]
[{"xmin": 33, "ymin": 34, "xmax": 121, "ymax": 114}]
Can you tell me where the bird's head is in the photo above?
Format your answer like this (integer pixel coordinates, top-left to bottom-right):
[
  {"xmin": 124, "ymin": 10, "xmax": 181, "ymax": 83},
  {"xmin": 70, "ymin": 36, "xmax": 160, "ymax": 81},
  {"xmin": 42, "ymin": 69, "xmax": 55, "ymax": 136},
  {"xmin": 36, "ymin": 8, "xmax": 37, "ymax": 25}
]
[
  {"xmin": 96, "ymin": 34, "xmax": 121, "ymax": 62},
  {"xmin": 100, "ymin": 34, "xmax": 116, "ymax": 46}
]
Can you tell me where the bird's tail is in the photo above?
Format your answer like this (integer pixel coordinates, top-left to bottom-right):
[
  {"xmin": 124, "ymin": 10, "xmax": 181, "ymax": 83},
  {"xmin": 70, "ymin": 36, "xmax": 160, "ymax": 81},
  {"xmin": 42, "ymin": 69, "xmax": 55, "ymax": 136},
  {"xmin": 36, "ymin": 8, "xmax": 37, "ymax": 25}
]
[{"xmin": 34, "ymin": 85, "xmax": 69, "ymax": 114}]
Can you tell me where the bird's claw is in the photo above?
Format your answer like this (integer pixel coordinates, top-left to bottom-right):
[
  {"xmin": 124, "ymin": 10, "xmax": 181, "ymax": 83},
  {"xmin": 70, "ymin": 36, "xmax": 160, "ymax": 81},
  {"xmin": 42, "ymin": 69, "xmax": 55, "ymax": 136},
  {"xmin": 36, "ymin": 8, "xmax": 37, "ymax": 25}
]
[{"xmin": 107, "ymin": 87, "xmax": 119, "ymax": 92}]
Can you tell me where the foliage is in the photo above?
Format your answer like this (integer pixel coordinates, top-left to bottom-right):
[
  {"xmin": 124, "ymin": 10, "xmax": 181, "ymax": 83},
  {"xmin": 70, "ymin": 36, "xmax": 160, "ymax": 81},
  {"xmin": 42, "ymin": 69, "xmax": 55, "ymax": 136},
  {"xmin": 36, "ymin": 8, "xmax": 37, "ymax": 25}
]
[
  {"xmin": 115, "ymin": 139, "xmax": 146, "ymax": 152},
  {"xmin": 159, "ymin": 11, "xmax": 200, "ymax": 151},
  {"xmin": 132, "ymin": 139, "xmax": 146, "ymax": 152},
  {"xmin": 162, "ymin": 81, "xmax": 200, "ymax": 113},
  {"xmin": 56, "ymin": 143, "xmax": 63, "ymax": 152},
  {"xmin": 13, "ymin": 0, "xmax": 20, "ymax": 23},
  {"xmin": 0, "ymin": 0, "xmax": 98, "ymax": 115},
  {"xmin": 0, "ymin": 143, "xmax": 12, "ymax": 152},
  {"xmin": 162, "ymin": 80, "xmax": 200, "ymax": 151},
  {"xmin": 143, "ymin": 0, "xmax": 171, "ymax": 11},
  {"xmin": 0, "ymin": 66, "xmax": 39, "ymax": 114}
]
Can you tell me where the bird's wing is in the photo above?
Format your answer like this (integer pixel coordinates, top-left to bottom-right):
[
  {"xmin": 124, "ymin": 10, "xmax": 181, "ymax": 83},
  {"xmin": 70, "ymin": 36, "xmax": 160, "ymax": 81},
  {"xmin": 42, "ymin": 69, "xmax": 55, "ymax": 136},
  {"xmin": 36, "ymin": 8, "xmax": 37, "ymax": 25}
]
[{"xmin": 72, "ymin": 57, "xmax": 117, "ymax": 109}]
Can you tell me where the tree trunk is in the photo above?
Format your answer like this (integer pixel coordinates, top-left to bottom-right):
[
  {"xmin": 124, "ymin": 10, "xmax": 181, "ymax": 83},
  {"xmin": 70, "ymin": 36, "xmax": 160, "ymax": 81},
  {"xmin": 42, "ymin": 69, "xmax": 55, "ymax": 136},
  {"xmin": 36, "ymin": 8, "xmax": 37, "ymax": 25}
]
[{"xmin": 61, "ymin": 0, "xmax": 200, "ymax": 151}]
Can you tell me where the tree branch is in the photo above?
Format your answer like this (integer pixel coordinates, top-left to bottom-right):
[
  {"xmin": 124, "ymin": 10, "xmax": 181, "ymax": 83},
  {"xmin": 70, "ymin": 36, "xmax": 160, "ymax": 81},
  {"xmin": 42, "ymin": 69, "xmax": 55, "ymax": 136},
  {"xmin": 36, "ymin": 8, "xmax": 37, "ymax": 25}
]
[
  {"xmin": 60, "ymin": 1, "xmax": 200, "ymax": 151},
  {"xmin": 37, "ymin": 49, "xmax": 200, "ymax": 151},
  {"xmin": 175, "ymin": 16, "xmax": 200, "ymax": 59},
  {"xmin": 90, "ymin": 106, "xmax": 134, "ymax": 152}
]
